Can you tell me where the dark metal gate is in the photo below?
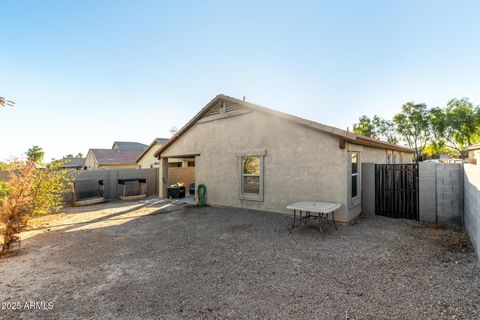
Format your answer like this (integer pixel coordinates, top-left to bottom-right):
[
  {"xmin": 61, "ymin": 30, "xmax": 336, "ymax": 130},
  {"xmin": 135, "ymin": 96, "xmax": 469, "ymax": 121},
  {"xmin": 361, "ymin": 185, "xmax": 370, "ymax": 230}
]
[{"xmin": 375, "ymin": 164, "xmax": 419, "ymax": 220}]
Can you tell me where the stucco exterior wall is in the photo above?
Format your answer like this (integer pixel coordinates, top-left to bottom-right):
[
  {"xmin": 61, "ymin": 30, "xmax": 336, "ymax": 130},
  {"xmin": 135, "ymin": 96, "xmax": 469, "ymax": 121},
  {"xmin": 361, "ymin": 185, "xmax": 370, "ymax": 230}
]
[
  {"xmin": 84, "ymin": 151, "xmax": 97, "ymax": 170},
  {"xmin": 160, "ymin": 109, "xmax": 412, "ymax": 222},
  {"xmin": 137, "ymin": 142, "xmax": 161, "ymax": 169}
]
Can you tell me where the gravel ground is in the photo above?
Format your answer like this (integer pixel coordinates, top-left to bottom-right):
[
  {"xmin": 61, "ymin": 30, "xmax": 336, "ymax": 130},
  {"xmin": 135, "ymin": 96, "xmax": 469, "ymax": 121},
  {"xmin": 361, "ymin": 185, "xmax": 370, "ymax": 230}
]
[{"xmin": 0, "ymin": 203, "xmax": 479, "ymax": 320}]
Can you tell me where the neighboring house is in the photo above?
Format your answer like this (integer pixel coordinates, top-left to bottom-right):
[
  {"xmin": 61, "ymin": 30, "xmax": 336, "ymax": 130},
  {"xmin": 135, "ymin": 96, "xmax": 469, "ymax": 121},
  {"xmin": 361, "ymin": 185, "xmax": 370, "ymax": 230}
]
[
  {"xmin": 136, "ymin": 138, "xmax": 169, "ymax": 169},
  {"xmin": 85, "ymin": 149, "xmax": 145, "ymax": 170},
  {"xmin": 154, "ymin": 94, "xmax": 413, "ymax": 222},
  {"xmin": 112, "ymin": 141, "xmax": 148, "ymax": 151},
  {"xmin": 136, "ymin": 138, "xmax": 196, "ymax": 169},
  {"xmin": 467, "ymin": 144, "xmax": 480, "ymax": 164},
  {"xmin": 60, "ymin": 157, "xmax": 86, "ymax": 170}
]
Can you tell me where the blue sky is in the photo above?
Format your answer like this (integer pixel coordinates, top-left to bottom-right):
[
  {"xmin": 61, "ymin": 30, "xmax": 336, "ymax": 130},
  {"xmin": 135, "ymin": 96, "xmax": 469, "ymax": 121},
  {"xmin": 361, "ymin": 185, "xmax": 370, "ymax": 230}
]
[{"xmin": 1, "ymin": 0, "xmax": 479, "ymax": 161}]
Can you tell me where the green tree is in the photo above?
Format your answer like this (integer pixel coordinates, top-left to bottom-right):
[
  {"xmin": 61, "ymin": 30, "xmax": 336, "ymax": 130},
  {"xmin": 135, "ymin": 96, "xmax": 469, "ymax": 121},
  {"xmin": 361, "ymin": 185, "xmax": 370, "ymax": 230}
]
[
  {"xmin": 353, "ymin": 115, "xmax": 398, "ymax": 143},
  {"xmin": 0, "ymin": 160, "xmax": 72, "ymax": 253},
  {"xmin": 353, "ymin": 115, "xmax": 374, "ymax": 137},
  {"xmin": 430, "ymin": 98, "xmax": 480, "ymax": 158},
  {"xmin": 393, "ymin": 102, "xmax": 431, "ymax": 160},
  {"xmin": 76, "ymin": 152, "xmax": 83, "ymax": 158},
  {"xmin": 26, "ymin": 145, "xmax": 44, "ymax": 163}
]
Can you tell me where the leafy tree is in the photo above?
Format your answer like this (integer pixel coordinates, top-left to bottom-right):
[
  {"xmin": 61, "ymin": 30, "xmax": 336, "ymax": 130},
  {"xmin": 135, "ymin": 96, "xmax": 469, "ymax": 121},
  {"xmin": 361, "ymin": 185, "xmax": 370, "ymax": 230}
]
[
  {"xmin": 76, "ymin": 152, "xmax": 83, "ymax": 158},
  {"xmin": 353, "ymin": 115, "xmax": 398, "ymax": 143},
  {"xmin": 26, "ymin": 145, "xmax": 44, "ymax": 163},
  {"xmin": 353, "ymin": 115, "xmax": 374, "ymax": 137},
  {"xmin": 0, "ymin": 160, "xmax": 72, "ymax": 254},
  {"xmin": 430, "ymin": 98, "xmax": 480, "ymax": 158},
  {"xmin": 393, "ymin": 102, "xmax": 431, "ymax": 160}
]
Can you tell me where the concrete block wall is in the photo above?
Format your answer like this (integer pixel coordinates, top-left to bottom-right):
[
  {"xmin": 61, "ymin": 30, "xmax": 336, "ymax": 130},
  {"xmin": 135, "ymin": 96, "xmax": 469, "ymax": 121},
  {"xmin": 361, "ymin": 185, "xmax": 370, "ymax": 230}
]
[
  {"xmin": 418, "ymin": 162, "xmax": 463, "ymax": 225},
  {"xmin": 66, "ymin": 168, "xmax": 158, "ymax": 204},
  {"xmin": 435, "ymin": 163, "xmax": 463, "ymax": 225},
  {"xmin": 418, "ymin": 162, "xmax": 437, "ymax": 222},
  {"xmin": 361, "ymin": 163, "xmax": 375, "ymax": 216},
  {"xmin": 463, "ymin": 164, "xmax": 480, "ymax": 260}
]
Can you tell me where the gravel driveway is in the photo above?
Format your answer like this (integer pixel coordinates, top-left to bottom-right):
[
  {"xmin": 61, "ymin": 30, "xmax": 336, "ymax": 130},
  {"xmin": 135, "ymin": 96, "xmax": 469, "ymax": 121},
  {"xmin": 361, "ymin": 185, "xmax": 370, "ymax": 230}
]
[{"xmin": 0, "ymin": 203, "xmax": 479, "ymax": 319}]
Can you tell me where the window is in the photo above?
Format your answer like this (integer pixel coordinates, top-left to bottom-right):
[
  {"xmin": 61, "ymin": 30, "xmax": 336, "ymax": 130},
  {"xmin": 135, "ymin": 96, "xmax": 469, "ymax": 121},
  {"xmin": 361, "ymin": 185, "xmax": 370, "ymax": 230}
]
[
  {"xmin": 349, "ymin": 152, "xmax": 361, "ymax": 208},
  {"xmin": 238, "ymin": 149, "xmax": 265, "ymax": 201},
  {"xmin": 351, "ymin": 153, "xmax": 359, "ymax": 198},
  {"xmin": 188, "ymin": 161, "xmax": 195, "ymax": 167},
  {"xmin": 242, "ymin": 156, "xmax": 261, "ymax": 194},
  {"xmin": 168, "ymin": 162, "xmax": 182, "ymax": 168}
]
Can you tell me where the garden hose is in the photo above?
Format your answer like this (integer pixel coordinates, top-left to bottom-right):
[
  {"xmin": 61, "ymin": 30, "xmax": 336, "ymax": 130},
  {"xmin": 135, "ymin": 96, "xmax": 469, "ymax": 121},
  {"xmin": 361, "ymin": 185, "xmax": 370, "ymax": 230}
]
[{"xmin": 197, "ymin": 184, "xmax": 207, "ymax": 207}]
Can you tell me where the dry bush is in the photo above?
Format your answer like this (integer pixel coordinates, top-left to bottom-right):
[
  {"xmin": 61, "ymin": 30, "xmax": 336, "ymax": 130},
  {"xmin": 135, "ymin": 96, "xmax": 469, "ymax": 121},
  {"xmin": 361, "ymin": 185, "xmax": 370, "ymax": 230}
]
[{"xmin": 0, "ymin": 161, "xmax": 72, "ymax": 254}]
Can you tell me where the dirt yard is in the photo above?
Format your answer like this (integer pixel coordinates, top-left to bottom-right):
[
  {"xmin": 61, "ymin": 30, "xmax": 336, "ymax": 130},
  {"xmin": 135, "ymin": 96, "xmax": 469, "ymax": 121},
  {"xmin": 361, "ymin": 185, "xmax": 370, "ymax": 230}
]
[{"xmin": 0, "ymin": 201, "xmax": 479, "ymax": 319}]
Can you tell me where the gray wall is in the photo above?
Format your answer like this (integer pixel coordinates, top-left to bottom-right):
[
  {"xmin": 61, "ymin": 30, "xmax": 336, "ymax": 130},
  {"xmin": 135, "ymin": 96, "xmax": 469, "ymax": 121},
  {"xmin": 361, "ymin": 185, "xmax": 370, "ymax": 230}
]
[
  {"xmin": 463, "ymin": 164, "xmax": 480, "ymax": 260},
  {"xmin": 67, "ymin": 168, "xmax": 158, "ymax": 204},
  {"xmin": 361, "ymin": 163, "xmax": 375, "ymax": 216},
  {"xmin": 418, "ymin": 162, "xmax": 463, "ymax": 225},
  {"xmin": 362, "ymin": 162, "xmax": 464, "ymax": 225}
]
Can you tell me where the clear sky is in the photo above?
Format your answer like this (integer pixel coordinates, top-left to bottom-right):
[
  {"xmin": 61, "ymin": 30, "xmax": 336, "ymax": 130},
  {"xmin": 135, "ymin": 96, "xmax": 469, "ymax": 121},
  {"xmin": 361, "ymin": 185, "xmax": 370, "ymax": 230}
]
[{"xmin": 1, "ymin": 0, "xmax": 479, "ymax": 161}]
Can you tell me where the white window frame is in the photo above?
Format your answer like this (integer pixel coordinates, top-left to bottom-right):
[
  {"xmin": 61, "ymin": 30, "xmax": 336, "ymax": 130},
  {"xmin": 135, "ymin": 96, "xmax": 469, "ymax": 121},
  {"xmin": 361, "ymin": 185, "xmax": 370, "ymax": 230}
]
[
  {"xmin": 348, "ymin": 152, "xmax": 361, "ymax": 208},
  {"xmin": 237, "ymin": 149, "xmax": 266, "ymax": 202}
]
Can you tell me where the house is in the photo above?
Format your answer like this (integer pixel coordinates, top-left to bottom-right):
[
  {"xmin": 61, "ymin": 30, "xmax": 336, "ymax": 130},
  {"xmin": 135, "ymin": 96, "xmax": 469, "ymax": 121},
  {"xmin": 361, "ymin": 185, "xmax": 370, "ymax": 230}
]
[
  {"xmin": 136, "ymin": 138, "xmax": 196, "ymax": 169},
  {"xmin": 85, "ymin": 142, "xmax": 147, "ymax": 170},
  {"xmin": 60, "ymin": 157, "xmax": 86, "ymax": 170},
  {"xmin": 136, "ymin": 138, "xmax": 169, "ymax": 169},
  {"xmin": 467, "ymin": 144, "xmax": 480, "ymax": 164},
  {"xmin": 154, "ymin": 94, "xmax": 413, "ymax": 222},
  {"xmin": 136, "ymin": 138, "xmax": 196, "ymax": 189},
  {"xmin": 112, "ymin": 141, "xmax": 148, "ymax": 151}
]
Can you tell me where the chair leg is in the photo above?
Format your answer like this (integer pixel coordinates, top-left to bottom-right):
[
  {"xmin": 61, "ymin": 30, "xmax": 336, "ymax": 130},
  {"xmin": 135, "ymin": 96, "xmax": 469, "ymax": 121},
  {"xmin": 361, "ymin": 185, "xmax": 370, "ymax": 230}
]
[{"xmin": 332, "ymin": 211, "xmax": 338, "ymax": 230}]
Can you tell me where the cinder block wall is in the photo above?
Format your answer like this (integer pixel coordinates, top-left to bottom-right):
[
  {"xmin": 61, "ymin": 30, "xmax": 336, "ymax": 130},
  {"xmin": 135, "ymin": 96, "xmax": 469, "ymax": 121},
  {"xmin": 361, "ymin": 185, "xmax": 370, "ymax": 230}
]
[
  {"xmin": 66, "ymin": 168, "xmax": 158, "ymax": 204},
  {"xmin": 419, "ymin": 163, "xmax": 463, "ymax": 224},
  {"xmin": 463, "ymin": 164, "xmax": 480, "ymax": 260},
  {"xmin": 435, "ymin": 164, "xmax": 463, "ymax": 224}
]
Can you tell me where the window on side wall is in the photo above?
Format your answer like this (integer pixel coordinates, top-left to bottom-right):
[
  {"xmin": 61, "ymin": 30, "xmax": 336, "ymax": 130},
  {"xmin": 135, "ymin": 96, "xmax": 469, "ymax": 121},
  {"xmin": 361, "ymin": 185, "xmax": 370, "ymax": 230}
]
[
  {"xmin": 238, "ymin": 150, "xmax": 265, "ymax": 201},
  {"xmin": 349, "ymin": 152, "xmax": 361, "ymax": 207}
]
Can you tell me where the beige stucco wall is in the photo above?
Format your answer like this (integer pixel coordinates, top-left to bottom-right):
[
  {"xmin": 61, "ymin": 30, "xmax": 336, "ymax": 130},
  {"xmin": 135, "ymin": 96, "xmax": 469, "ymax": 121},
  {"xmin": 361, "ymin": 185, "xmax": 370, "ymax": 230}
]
[
  {"xmin": 84, "ymin": 151, "xmax": 97, "ymax": 170},
  {"xmin": 160, "ymin": 109, "xmax": 412, "ymax": 222},
  {"xmin": 137, "ymin": 142, "xmax": 161, "ymax": 169}
]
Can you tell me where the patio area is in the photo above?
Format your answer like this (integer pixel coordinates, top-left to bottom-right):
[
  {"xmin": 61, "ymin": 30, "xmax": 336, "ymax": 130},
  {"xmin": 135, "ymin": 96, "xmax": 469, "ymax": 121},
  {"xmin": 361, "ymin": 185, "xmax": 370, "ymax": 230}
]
[{"xmin": 0, "ymin": 203, "xmax": 479, "ymax": 319}]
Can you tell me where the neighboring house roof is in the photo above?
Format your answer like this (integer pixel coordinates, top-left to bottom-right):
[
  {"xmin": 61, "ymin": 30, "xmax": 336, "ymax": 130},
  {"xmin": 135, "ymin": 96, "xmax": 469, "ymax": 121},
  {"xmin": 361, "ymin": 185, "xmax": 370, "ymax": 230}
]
[
  {"xmin": 112, "ymin": 141, "xmax": 148, "ymax": 151},
  {"xmin": 89, "ymin": 149, "xmax": 144, "ymax": 165},
  {"xmin": 154, "ymin": 94, "xmax": 413, "ymax": 157},
  {"xmin": 61, "ymin": 157, "xmax": 86, "ymax": 168},
  {"xmin": 136, "ymin": 138, "xmax": 169, "ymax": 162}
]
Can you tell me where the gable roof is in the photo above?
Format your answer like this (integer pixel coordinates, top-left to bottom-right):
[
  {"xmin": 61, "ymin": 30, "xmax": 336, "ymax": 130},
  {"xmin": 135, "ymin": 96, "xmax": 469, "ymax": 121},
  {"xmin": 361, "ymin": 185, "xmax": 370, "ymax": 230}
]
[
  {"xmin": 61, "ymin": 157, "xmax": 86, "ymax": 168},
  {"xmin": 112, "ymin": 141, "xmax": 148, "ymax": 151},
  {"xmin": 155, "ymin": 94, "xmax": 413, "ymax": 157},
  {"xmin": 136, "ymin": 138, "xmax": 169, "ymax": 162},
  {"xmin": 89, "ymin": 149, "xmax": 144, "ymax": 165}
]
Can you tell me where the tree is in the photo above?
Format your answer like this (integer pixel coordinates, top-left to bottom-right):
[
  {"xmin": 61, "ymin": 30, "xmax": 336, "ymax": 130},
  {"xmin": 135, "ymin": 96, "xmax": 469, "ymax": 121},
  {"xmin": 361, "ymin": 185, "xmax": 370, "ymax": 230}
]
[
  {"xmin": 353, "ymin": 115, "xmax": 398, "ymax": 143},
  {"xmin": 430, "ymin": 98, "xmax": 480, "ymax": 158},
  {"xmin": 353, "ymin": 116, "xmax": 374, "ymax": 137},
  {"xmin": 393, "ymin": 102, "xmax": 431, "ymax": 160},
  {"xmin": 0, "ymin": 160, "xmax": 72, "ymax": 254},
  {"xmin": 371, "ymin": 116, "xmax": 398, "ymax": 144},
  {"xmin": 76, "ymin": 152, "xmax": 83, "ymax": 158},
  {"xmin": 26, "ymin": 146, "xmax": 44, "ymax": 163}
]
